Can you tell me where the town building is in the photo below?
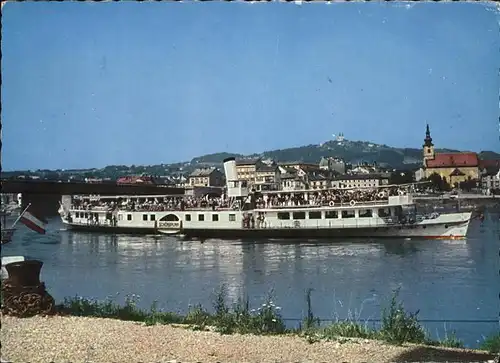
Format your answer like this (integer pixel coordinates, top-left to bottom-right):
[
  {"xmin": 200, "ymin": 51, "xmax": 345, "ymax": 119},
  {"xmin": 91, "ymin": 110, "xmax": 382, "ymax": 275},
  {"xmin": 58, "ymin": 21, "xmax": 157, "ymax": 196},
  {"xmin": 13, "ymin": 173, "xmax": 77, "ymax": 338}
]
[
  {"xmin": 350, "ymin": 162, "xmax": 380, "ymax": 175},
  {"xmin": 319, "ymin": 157, "xmax": 346, "ymax": 174},
  {"xmin": 254, "ymin": 164, "xmax": 280, "ymax": 191},
  {"xmin": 235, "ymin": 158, "xmax": 261, "ymax": 183},
  {"xmin": 481, "ymin": 169, "xmax": 500, "ymax": 194},
  {"xmin": 331, "ymin": 174, "xmax": 389, "ymax": 189},
  {"xmin": 280, "ymin": 173, "xmax": 308, "ymax": 191},
  {"xmin": 479, "ymin": 159, "xmax": 500, "ymax": 194},
  {"xmin": 187, "ymin": 168, "xmax": 225, "ymax": 187},
  {"xmin": 278, "ymin": 161, "xmax": 320, "ymax": 172},
  {"xmin": 235, "ymin": 158, "xmax": 280, "ymax": 191},
  {"xmin": 308, "ymin": 172, "xmax": 332, "ymax": 190},
  {"xmin": 418, "ymin": 124, "xmax": 479, "ymax": 187}
]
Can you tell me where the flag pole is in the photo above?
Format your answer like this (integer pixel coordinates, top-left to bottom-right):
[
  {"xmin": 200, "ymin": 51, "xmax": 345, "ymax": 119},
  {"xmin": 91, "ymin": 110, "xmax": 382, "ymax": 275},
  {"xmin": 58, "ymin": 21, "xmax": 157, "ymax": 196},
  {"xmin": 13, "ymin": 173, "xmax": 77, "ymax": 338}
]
[{"xmin": 10, "ymin": 203, "xmax": 31, "ymax": 229}]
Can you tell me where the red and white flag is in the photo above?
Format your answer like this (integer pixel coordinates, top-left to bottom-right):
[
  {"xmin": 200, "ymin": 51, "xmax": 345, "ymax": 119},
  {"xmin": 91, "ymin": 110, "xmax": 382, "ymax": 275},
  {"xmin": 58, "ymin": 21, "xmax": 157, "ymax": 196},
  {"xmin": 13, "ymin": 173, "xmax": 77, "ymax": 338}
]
[{"xmin": 20, "ymin": 209, "xmax": 47, "ymax": 234}]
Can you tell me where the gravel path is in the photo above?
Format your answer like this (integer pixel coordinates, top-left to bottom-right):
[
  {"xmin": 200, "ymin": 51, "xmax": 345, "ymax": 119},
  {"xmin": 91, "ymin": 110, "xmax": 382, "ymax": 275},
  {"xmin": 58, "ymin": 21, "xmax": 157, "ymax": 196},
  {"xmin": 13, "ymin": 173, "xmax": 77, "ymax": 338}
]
[{"xmin": 1, "ymin": 316, "xmax": 496, "ymax": 363}]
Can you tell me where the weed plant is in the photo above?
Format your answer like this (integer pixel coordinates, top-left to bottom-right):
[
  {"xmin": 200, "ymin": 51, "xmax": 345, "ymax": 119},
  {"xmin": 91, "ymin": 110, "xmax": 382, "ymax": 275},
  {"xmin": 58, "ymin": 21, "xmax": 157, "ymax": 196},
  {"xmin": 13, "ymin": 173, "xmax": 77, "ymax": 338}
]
[
  {"xmin": 54, "ymin": 286, "xmax": 494, "ymax": 351},
  {"xmin": 480, "ymin": 332, "xmax": 500, "ymax": 354}
]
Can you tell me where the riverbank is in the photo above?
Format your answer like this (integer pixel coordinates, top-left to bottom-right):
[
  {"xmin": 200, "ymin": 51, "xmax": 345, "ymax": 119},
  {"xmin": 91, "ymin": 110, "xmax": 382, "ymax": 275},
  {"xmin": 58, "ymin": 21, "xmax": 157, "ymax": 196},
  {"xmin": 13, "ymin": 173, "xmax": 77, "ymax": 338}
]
[
  {"xmin": 1, "ymin": 315, "xmax": 497, "ymax": 363},
  {"xmin": 2, "ymin": 288, "xmax": 498, "ymax": 362}
]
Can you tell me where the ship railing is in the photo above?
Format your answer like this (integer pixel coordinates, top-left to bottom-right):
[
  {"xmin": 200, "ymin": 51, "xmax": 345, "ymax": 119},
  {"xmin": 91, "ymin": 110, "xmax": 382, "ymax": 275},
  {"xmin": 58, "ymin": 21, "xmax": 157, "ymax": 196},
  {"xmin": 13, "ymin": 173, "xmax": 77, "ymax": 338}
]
[
  {"xmin": 113, "ymin": 206, "xmax": 236, "ymax": 212},
  {"xmin": 261, "ymin": 200, "xmax": 389, "ymax": 209},
  {"xmin": 70, "ymin": 207, "xmax": 113, "ymax": 213}
]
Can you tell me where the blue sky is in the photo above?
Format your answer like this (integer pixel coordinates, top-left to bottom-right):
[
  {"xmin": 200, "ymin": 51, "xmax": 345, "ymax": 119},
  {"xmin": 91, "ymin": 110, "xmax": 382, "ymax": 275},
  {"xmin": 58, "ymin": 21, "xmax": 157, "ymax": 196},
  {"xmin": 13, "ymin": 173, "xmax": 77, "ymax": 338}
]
[{"xmin": 2, "ymin": 1, "xmax": 499, "ymax": 171}]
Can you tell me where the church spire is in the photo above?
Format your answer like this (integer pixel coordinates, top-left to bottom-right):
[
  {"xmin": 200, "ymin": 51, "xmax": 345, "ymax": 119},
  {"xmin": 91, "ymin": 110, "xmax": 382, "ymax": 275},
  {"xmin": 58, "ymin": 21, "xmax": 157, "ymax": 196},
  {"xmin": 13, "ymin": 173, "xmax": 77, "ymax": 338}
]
[{"xmin": 423, "ymin": 123, "xmax": 433, "ymax": 147}]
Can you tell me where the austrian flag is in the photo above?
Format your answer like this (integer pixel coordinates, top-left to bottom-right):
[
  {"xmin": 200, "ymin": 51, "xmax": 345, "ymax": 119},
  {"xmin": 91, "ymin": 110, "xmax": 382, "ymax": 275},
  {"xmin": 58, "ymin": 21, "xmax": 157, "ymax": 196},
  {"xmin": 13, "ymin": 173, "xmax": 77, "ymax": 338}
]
[{"xmin": 20, "ymin": 209, "xmax": 47, "ymax": 234}]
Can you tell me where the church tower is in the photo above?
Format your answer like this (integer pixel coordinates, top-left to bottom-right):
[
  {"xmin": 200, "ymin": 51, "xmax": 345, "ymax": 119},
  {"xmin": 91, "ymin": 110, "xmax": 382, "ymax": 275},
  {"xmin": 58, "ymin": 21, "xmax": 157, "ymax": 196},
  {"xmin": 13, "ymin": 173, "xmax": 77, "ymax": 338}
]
[{"xmin": 423, "ymin": 124, "xmax": 435, "ymax": 165}]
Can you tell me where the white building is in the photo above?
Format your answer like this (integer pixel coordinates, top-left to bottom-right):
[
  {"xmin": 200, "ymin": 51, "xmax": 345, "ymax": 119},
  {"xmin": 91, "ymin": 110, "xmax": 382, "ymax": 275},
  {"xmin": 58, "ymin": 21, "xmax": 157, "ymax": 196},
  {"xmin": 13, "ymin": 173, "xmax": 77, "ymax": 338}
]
[
  {"xmin": 331, "ymin": 174, "xmax": 389, "ymax": 189},
  {"xmin": 481, "ymin": 169, "xmax": 500, "ymax": 194}
]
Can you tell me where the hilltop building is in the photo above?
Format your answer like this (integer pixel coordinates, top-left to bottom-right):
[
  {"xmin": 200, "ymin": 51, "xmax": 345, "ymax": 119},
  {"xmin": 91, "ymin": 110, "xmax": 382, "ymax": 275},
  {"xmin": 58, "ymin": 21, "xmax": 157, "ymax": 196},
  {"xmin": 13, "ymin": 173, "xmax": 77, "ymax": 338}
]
[{"xmin": 417, "ymin": 124, "xmax": 479, "ymax": 187}]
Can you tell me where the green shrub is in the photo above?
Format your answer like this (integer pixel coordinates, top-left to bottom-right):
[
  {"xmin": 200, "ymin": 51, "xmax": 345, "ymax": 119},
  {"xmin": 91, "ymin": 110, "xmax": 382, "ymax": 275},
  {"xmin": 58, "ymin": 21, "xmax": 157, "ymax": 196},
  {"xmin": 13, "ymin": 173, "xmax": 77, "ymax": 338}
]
[
  {"xmin": 379, "ymin": 289, "xmax": 426, "ymax": 345},
  {"xmin": 322, "ymin": 321, "xmax": 375, "ymax": 340},
  {"xmin": 480, "ymin": 332, "xmax": 500, "ymax": 353},
  {"xmin": 49, "ymin": 287, "xmax": 493, "ymax": 352},
  {"xmin": 439, "ymin": 330, "xmax": 464, "ymax": 348}
]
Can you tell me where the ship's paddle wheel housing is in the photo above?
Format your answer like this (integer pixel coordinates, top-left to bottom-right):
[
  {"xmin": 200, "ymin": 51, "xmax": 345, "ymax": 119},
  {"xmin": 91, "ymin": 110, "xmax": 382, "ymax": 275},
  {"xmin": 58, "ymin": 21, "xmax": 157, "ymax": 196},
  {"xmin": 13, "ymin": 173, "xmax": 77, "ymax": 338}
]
[{"xmin": 157, "ymin": 213, "xmax": 182, "ymax": 235}]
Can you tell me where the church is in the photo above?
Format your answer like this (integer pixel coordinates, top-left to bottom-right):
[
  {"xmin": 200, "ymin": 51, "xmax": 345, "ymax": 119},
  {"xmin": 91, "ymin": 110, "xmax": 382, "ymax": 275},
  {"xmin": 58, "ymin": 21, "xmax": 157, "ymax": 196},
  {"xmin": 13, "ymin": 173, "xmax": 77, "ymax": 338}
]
[{"xmin": 417, "ymin": 124, "xmax": 479, "ymax": 187}]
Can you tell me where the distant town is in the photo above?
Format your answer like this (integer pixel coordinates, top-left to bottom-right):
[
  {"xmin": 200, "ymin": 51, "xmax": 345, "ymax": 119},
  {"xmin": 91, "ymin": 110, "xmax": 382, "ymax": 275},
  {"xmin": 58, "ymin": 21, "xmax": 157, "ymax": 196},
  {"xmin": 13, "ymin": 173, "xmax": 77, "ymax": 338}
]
[{"xmin": 2, "ymin": 126, "xmax": 500, "ymax": 195}]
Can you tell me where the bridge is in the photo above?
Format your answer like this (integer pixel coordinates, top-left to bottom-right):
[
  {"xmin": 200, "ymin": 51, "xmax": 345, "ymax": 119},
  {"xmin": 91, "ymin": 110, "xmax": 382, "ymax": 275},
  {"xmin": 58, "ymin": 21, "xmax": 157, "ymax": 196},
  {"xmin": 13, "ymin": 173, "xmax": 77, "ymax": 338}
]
[
  {"xmin": 1, "ymin": 179, "xmax": 184, "ymax": 195},
  {"xmin": 1, "ymin": 179, "xmax": 185, "ymax": 216}
]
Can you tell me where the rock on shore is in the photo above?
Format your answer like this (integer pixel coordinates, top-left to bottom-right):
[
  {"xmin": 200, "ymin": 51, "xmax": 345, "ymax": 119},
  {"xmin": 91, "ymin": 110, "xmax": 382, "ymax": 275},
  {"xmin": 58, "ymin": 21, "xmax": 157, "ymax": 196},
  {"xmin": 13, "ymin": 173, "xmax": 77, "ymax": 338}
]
[{"xmin": 1, "ymin": 315, "xmax": 496, "ymax": 363}]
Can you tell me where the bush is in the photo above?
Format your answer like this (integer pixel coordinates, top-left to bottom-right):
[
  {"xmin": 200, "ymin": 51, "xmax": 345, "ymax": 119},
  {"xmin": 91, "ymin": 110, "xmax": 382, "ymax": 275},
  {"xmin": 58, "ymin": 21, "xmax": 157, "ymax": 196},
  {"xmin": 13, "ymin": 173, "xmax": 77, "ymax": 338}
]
[
  {"xmin": 439, "ymin": 330, "xmax": 464, "ymax": 349},
  {"xmin": 480, "ymin": 332, "xmax": 500, "ymax": 353},
  {"xmin": 51, "ymin": 287, "xmax": 493, "ymax": 352},
  {"xmin": 379, "ymin": 289, "xmax": 426, "ymax": 345},
  {"xmin": 209, "ymin": 285, "xmax": 286, "ymax": 335}
]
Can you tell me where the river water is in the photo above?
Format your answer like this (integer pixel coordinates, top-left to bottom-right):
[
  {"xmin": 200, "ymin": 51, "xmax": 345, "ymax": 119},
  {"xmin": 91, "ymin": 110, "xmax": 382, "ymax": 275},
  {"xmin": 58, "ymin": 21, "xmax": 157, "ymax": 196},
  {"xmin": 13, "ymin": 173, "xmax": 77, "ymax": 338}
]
[{"xmin": 2, "ymin": 212, "xmax": 499, "ymax": 348}]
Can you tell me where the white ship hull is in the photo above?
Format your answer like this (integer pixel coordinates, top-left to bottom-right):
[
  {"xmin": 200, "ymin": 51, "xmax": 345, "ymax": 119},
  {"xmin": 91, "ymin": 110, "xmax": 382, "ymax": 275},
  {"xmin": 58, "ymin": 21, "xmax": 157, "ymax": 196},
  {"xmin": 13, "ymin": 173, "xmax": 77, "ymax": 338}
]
[
  {"xmin": 61, "ymin": 210, "xmax": 472, "ymax": 240},
  {"xmin": 58, "ymin": 188, "xmax": 473, "ymax": 241}
]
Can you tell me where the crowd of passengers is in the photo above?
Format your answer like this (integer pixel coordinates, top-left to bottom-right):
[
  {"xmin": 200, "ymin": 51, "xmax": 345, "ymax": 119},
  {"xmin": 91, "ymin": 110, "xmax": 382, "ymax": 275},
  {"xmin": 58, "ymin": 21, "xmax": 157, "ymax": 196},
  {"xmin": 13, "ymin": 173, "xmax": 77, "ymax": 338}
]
[
  {"xmin": 71, "ymin": 187, "xmax": 408, "ymax": 212},
  {"xmin": 71, "ymin": 196, "xmax": 231, "ymax": 212},
  {"xmin": 254, "ymin": 187, "xmax": 407, "ymax": 208}
]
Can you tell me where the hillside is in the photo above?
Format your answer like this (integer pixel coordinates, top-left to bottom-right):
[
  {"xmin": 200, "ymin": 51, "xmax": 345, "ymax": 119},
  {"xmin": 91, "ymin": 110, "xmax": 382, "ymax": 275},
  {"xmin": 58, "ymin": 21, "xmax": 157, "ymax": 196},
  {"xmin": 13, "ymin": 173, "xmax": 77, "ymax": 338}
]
[
  {"xmin": 191, "ymin": 140, "xmax": 499, "ymax": 168},
  {"xmin": 2, "ymin": 139, "xmax": 499, "ymax": 180},
  {"xmin": 190, "ymin": 139, "xmax": 475, "ymax": 169}
]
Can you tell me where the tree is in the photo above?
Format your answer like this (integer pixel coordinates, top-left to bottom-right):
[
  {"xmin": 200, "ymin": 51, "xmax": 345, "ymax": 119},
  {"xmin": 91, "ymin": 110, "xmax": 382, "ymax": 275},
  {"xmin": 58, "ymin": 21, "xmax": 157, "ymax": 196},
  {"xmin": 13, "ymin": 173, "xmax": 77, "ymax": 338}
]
[
  {"xmin": 389, "ymin": 171, "xmax": 414, "ymax": 185},
  {"xmin": 458, "ymin": 178, "xmax": 477, "ymax": 192},
  {"xmin": 426, "ymin": 173, "xmax": 451, "ymax": 192}
]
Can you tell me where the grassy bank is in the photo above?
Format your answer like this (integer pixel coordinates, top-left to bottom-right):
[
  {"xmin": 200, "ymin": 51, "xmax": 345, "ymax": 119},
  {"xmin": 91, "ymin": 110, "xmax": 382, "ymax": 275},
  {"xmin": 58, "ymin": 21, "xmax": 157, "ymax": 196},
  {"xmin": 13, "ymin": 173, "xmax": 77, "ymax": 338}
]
[{"xmin": 50, "ymin": 287, "xmax": 499, "ymax": 353}]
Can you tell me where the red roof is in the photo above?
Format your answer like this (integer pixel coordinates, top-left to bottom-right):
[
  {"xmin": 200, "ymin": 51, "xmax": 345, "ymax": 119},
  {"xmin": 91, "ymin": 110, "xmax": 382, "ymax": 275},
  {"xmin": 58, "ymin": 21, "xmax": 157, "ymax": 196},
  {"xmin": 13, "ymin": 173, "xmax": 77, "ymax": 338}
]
[
  {"xmin": 426, "ymin": 152, "xmax": 479, "ymax": 168},
  {"xmin": 116, "ymin": 176, "xmax": 155, "ymax": 184}
]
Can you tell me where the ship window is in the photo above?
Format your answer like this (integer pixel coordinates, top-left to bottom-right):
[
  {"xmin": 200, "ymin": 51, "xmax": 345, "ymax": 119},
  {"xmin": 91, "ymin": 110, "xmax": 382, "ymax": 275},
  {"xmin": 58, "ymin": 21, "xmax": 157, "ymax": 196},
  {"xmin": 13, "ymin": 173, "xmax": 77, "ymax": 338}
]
[
  {"xmin": 150, "ymin": 215, "xmax": 156, "ymax": 221},
  {"xmin": 277, "ymin": 212, "xmax": 290, "ymax": 220},
  {"xmin": 309, "ymin": 211, "xmax": 322, "ymax": 219},
  {"xmin": 293, "ymin": 212, "xmax": 306, "ymax": 220},
  {"xmin": 378, "ymin": 208, "xmax": 390, "ymax": 217},
  {"xmin": 185, "ymin": 214, "xmax": 191, "ymax": 221},
  {"xmin": 325, "ymin": 211, "xmax": 338, "ymax": 219},
  {"xmin": 198, "ymin": 214, "xmax": 205, "ymax": 221},
  {"xmin": 359, "ymin": 209, "xmax": 373, "ymax": 218},
  {"xmin": 127, "ymin": 214, "xmax": 132, "ymax": 221},
  {"xmin": 229, "ymin": 214, "xmax": 236, "ymax": 222},
  {"xmin": 118, "ymin": 214, "xmax": 123, "ymax": 221},
  {"xmin": 143, "ymin": 214, "xmax": 148, "ymax": 221},
  {"xmin": 76, "ymin": 212, "xmax": 80, "ymax": 218},
  {"xmin": 84, "ymin": 213, "xmax": 88, "ymax": 218},
  {"xmin": 212, "ymin": 214, "xmax": 219, "ymax": 222},
  {"xmin": 342, "ymin": 210, "xmax": 355, "ymax": 219}
]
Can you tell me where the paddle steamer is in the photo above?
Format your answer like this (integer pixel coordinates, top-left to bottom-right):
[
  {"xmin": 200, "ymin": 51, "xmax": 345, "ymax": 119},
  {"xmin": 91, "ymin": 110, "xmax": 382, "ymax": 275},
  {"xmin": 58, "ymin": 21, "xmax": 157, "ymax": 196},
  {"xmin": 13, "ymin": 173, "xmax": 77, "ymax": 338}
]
[{"xmin": 58, "ymin": 158, "xmax": 472, "ymax": 239}]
